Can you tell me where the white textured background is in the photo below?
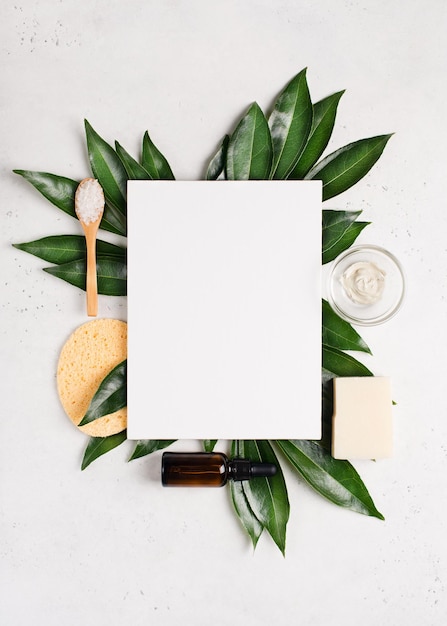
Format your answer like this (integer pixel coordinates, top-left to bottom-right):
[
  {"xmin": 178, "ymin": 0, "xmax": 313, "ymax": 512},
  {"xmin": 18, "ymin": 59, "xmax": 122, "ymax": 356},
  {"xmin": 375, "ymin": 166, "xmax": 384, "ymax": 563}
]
[{"xmin": 1, "ymin": 1, "xmax": 446, "ymax": 624}]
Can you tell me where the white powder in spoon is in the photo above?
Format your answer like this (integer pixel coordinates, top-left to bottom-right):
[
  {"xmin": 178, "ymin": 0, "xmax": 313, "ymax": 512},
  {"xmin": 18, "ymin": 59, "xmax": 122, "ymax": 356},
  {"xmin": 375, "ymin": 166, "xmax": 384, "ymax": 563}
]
[{"xmin": 75, "ymin": 178, "xmax": 105, "ymax": 224}]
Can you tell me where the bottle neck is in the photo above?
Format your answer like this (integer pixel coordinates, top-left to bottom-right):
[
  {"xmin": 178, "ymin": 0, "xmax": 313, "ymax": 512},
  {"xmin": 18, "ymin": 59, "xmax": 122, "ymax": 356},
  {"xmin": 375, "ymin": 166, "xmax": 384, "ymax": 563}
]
[{"xmin": 229, "ymin": 458, "xmax": 277, "ymax": 481}]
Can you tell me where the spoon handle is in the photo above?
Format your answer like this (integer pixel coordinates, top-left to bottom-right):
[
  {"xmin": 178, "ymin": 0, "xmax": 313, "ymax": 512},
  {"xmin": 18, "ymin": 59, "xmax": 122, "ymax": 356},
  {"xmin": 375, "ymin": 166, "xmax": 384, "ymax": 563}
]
[{"xmin": 85, "ymin": 228, "xmax": 98, "ymax": 316}]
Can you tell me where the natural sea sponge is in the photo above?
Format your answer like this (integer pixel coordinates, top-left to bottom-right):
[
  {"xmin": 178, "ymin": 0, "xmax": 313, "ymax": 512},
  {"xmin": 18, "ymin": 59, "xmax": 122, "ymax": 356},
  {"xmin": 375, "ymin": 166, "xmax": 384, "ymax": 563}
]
[{"xmin": 57, "ymin": 319, "xmax": 127, "ymax": 437}]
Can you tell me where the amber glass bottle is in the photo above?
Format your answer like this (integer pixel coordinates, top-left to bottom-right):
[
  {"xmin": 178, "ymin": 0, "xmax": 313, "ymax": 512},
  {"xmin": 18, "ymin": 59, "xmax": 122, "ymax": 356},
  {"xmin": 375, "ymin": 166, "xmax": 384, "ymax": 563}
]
[{"xmin": 161, "ymin": 452, "xmax": 277, "ymax": 487}]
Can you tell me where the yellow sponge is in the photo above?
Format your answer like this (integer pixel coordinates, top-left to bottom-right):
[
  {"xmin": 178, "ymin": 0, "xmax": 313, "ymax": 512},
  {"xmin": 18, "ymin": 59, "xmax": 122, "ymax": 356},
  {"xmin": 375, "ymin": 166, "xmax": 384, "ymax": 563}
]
[{"xmin": 57, "ymin": 319, "xmax": 127, "ymax": 437}]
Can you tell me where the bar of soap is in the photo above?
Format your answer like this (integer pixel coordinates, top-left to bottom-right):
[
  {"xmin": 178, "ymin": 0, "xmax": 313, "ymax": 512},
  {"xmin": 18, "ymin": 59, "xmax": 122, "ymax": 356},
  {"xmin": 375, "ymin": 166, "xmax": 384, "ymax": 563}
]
[{"xmin": 332, "ymin": 376, "xmax": 393, "ymax": 460}]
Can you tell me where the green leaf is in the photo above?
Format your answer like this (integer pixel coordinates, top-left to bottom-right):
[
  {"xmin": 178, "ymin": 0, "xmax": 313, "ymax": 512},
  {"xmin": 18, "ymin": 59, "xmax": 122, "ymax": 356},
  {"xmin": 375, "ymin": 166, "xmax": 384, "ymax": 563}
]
[
  {"xmin": 13, "ymin": 235, "xmax": 126, "ymax": 265},
  {"xmin": 14, "ymin": 169, "xmax": 126, "ymax": 236},
  {"xmin": 322, "ymin": 299, "xmax": 371, "ymax": 354},
  {"xmin": 322, "ymin": 209, "xmax": 370, "ymax": 264},
  {"xmin": 329, "ymin": 221, "xmax": 370, "ymax": 261},
  {"xmin": 79, "ymin": 360, "xmax": 127, "ymax": 427},
  {"xmin": 289, "ymin": 90, "xmax": 344, "ymax": 179},
  {"xmin": 115, "ymin": 141, "xmax": 153, "ymax": 180},
  {"xmin": 101, "ymin": 204, "xmax": 127, "ymax": 237},
  {"xmin": 206, "ymin": 135, "xmax": 229, "ymax": 180},
  {"xmin": 276, "ymin": 440, "xmax": 384, "ymax": 519},
  {"xmin": 230, "ymin": 479, "xmax": 264, "ymax": 549},
  {"xmin": 321, "ymin": 374, "xmax": 334, "ymax": 450},
  {"xmin": 226, "ymin": 103, "xmax": 273, "ymax": 180},
  {"xmin": 235, "ymin": 440, "xmax": 289, "ymax": 555},
  {"xmin": 141, "ymin": 131, "xmax": 175, "ymax": 180},
  {"xmin": 84, "ymin": 119, "xmax": 128, "ymax": 214},
  {"xmin": 268, "ymin": 68, "xmax": 313, "ymax": 180},
  {"xmin": 129, "ymin": 439, "xmax": 177, "ymax": 461},
  {"xmin": 202, "ymin": 439, "xmax": 218, "ymax": 452},
  {"xmin": 322, "ymin": 345, "xmax": 373, "ymax": 378},
  {"xmin": 306, "ymin": 134, "xmax": 393, "ymax": 200},
  {"xmin": 81, "ymin": 431, "xmax": 127, "ymax": 470},
  {"xmin": 43, "ymin": 255, "xmax": 127, "ymax": 296},
  {"xmin": 13, "ymin": 170, "xmax": 78, "ymax": 216},
  {"xmin": 230, "ymin": 440, "xmax": 264, "ymax": 548}
]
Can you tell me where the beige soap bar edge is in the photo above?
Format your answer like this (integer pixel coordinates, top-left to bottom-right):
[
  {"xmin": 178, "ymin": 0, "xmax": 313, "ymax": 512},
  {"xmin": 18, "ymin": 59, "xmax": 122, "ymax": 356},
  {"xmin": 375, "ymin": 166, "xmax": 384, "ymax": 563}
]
[{"xmin": 332, "ymin": 376, "xmax": 393, "ymax": 460}]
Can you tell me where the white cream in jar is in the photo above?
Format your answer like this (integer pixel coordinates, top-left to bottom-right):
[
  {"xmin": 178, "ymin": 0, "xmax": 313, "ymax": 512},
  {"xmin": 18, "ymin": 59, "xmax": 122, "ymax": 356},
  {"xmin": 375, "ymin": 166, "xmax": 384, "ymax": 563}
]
[{"xmin": 340, "ymin": 261, "xmax": 386, "ymax": 305}]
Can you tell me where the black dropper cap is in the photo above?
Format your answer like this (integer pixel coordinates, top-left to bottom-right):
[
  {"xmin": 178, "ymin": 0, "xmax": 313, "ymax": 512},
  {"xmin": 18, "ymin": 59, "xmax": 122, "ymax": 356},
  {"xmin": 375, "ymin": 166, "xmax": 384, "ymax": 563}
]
[{"xmin": 229, "ymin": 458, "xmax": 277, "ymax": 481}]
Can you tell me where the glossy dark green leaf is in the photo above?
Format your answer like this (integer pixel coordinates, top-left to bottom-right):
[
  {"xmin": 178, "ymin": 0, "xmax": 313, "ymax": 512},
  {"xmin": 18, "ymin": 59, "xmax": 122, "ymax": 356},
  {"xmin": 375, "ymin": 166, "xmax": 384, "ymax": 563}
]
[
  {"xmin": 268, "ymin": 68, "xmax": 312, "ymax": 180},
  {"xmin": 141, "ymin": 131, "xmax": 175, "ymax": 180},
  {"xmin": 84, "ymin": 120, "xmax": 128, "ymax": 215},
  {"xmin": 115, "ymin": 141, "xmax": 153, "ymax": 180},
  {"xmin": 79, "ymin": 360, "xmax": 127, "ymax": 427},
  {"xmin": 129, "ymin": 439, "xmax": 177, "ymax": 461},
  {"xmin": 321, "ymin": 374, "xmax": 334, "ymax": 450},
  {"xmin": 322, "ymin": 209, "xmax": 370, "ymax": 264},
  {"xmin": 329, "ymin": 221, "xmax": 370, "ymax": 262},
  {"xmin": 13, "ymin": 170, "xmax": 78, "ymax": 216},
  {"xmin": 43, "ymin": 255, "xmax": 127, "ymax": 296},
  {"xmin": 101, "ymin": 203, "xmax": 127, "ymax": 237},
  {"xmin": 230, "ymin": 440, "xmax": 264, "ymax": 547},
  {"xmin": 289, "ymin": 90, "xmax": 344, "ymax": 179},
  {"xmin": 306, "ymin": 134, "xmax": 393, "ymax": 200},
  {"xmin": 202, "ymin": 440, "xmax": 218, "ymax": 452},
  {"xmin": 235, "ymin": 440, "xmax": 289, "ymax": 555},
  {"xmin": 226, "ymin": 103, "xmax": 273, "ymax": 180},
  {"xmin": 276, "ymin": 440, "xmax": 384, "ymax": 519},
  {"xmin": 206, "ymin": 135, "xmax": 229, "ymax": 180},
  {"xmin": 322, "ymin": 299, "xmax": 371, "ymax": 354},
  {"xmin": 14, "ymin": 169, "xmax": 126, "ymax": 236},
  {"xmin": 230, "ymin": 479, "xmax": 264, "ymax": 549},
  {"xmin": 322, "ymin": 345, "xmax": 373, "ymax": 377},
  {"xmin": 81, "ymin": 431, "xmax": 127, "ymax": 470},
  {"xmin": 13, "ymin": 235, "xmax": 126, "ymax": 265}
]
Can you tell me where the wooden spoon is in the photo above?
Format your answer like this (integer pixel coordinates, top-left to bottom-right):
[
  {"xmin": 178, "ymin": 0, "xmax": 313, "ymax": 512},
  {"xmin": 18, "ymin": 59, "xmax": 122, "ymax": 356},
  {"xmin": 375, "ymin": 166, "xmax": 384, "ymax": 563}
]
[{"xmin": 74, "ymin": 178, "xmax": 105, "ymax": 317}]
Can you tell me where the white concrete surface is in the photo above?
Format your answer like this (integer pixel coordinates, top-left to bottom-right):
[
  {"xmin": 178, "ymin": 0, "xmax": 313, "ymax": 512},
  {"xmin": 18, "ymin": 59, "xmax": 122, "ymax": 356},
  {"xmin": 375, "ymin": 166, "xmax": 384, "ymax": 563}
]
[{"xmin": 1, "ymin": 1, "xmax": 446, "ymax": 624}]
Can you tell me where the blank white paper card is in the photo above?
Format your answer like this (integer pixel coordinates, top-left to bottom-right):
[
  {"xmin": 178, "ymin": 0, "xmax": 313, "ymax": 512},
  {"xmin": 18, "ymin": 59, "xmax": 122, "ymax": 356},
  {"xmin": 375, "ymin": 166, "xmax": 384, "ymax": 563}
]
[{"xmin": 127, "ymin": 180, "xmax": 321, "ymax": 440}]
